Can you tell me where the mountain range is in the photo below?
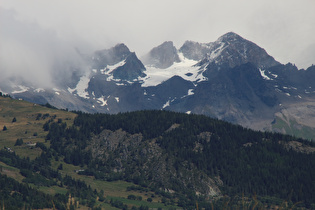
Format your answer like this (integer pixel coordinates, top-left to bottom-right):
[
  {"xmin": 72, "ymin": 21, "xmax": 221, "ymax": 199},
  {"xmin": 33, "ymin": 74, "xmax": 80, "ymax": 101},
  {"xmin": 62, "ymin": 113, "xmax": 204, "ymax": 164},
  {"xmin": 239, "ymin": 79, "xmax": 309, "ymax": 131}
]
[{"xmin": 1, "ymin": 32, "xmax": 315, "ymax": 139}]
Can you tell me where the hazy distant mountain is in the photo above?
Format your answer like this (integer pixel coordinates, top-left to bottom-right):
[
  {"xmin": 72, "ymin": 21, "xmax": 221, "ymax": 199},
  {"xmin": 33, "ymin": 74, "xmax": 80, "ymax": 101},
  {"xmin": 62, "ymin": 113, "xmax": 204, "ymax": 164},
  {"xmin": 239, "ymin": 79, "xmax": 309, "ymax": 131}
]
[
  {"xmin": 179, "ymin": 40, "xmax": 211, "ymax": 61},
  {"xmin": 92, "ymin": 43, "xmax": 131, "ymax": 69},
  {"xmin": 142, "ymin": 41, "xmax": 180, "ymax": 69},
  {"xmin": 3, "ymin": 32, "xmax": 315, "ymax": 139}
]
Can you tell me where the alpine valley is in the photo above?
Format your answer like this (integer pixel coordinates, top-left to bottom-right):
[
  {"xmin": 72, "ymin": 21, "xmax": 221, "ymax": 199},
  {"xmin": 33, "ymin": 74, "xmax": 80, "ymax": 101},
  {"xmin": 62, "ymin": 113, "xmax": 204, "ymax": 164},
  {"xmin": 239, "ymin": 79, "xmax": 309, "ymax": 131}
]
[{"xmin": 2, "ymin": 32, "xmax": 315, "ymax": 140}]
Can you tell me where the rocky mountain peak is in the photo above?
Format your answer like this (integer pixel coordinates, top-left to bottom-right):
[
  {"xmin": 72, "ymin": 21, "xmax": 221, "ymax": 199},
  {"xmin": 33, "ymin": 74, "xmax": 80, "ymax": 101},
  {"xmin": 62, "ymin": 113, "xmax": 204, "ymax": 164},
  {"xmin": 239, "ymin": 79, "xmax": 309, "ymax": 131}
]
[
  {"xmin": 112, "ymin": 52, "xmax": 146, "ymax": 81},
  {"xmin": 179, "ymin": 40, "xmax": 211, "ymax": 61},
  {"xmin": 111, "ymin": 43, "xmax": 131, "ymax": 57},
  {"xmin": 92, "ymin": 43, "xmax": 131, "ymax": 69},
  {"xmin": 198, "ymin": 32, "xmax": 280, "ymax": 69},
  {"xmin": 217, "ymin": 31, "xmax": 245, "ymax": 43},
  {"xmin": 142, "ymin": 41, "xmax": 180, "ymax": 69}
]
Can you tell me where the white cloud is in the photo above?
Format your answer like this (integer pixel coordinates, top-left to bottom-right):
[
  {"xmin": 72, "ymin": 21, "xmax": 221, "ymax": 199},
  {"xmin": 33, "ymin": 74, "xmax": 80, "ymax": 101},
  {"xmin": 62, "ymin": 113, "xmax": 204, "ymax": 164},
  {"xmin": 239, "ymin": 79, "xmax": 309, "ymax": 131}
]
[
  {"xmin": 0, "ymin": 8, "xmax": 87, "ymax": 87},
  {"xmin": 1, "ymin": 0, "xmax": 314, "ymax": 74}
]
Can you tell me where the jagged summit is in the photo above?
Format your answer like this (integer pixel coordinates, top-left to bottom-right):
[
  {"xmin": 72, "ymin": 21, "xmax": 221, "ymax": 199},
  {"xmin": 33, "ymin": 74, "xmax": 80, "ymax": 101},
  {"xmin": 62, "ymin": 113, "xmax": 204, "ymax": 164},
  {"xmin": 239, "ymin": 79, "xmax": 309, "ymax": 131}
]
[
  {"xmin": 179, "ymin": 40, "xmax": 211, "ymax": 61},
  {"xmin": 90, "ymin": 43, "xmax": 146, "ymax": 82},
  {"xmin": 178, "ymin": 32, "xmax": 280, "ymax": 70},
  {"xmin": 198, "ymin": 32, "xmax": 280, "ymax": 69},
  {"xmin": 112, "ymin": 52, "xmax": 146, "ymax": 81},
  {"xmin": 178, "ymin": 32, "xmax": 245, "ymax": 62},
  {"xmin": 142, "ymin": 41, "xmax": 180, "ymax": 69},
  {"xmin": 92, "ymin": 43, "xmax": 131, "ymax": 69},
  {"xmin": 217, "ymin": 31, "xmax": 245, "ymax": 43}
]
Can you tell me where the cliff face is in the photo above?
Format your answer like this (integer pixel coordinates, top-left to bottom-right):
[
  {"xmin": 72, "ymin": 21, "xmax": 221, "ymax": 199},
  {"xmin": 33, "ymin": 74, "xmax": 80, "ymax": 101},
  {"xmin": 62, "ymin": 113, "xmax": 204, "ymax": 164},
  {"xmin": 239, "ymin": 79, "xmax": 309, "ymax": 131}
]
[
  {"xmin": 87, "ymin": 128, "xmax": 222, "ymax": 197},
  {"xmin": 142, "ymin": 41, "xmax": 180, "ymax": 69}
]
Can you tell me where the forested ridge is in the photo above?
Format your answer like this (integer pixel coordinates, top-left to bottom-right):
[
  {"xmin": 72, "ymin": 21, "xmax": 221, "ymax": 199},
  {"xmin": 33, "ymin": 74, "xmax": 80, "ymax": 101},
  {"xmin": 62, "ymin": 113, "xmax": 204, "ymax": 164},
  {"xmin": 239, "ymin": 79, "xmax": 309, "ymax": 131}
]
[
  {"xmin": 44, "ymin": 110, "xmax": 315, "ymax": 209},
  {"xmin": 1, "ymin": 92, "xmax": 314, "ymax": 209}
]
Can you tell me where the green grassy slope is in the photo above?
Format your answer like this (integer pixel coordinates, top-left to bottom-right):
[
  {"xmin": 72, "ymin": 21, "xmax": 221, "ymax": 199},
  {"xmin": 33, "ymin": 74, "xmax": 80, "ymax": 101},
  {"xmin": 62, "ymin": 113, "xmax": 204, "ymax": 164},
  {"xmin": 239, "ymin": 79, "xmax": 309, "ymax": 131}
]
[
  {"xmin": 272, "ymin": 116, "xmax": 315, "ymax": 141},
  {"xmin": 0, "ymin": 96, "xmax": 76, "ymax": 159},
  {"xmin": 0, "ymin": 96, "xmax": 178, "ymax": 210}
]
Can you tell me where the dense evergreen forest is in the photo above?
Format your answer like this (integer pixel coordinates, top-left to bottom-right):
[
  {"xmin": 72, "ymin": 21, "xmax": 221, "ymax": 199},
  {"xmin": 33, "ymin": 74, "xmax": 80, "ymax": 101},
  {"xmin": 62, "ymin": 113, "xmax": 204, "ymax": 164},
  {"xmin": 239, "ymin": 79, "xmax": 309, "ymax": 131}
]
[
  {"xmin": 44, "ymin": 110, "xmax": 315, "ymax": 209},
  {"xmin": 0, "ymin": 172, "xmax": 62, "ymax": 210}
]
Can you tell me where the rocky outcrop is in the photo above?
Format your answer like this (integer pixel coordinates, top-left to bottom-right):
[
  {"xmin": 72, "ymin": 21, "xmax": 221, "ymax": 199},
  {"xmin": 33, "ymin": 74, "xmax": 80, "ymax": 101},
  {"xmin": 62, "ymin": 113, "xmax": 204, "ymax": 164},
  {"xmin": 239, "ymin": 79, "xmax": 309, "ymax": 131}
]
[
  {"xmin": 197, "ymin": 32, "xmax": 280, "ymax": 70},
  {"xmin": 142, "ymin": 41, "xmax": 180, "ymax": 69},
  {"xmin": 87, "ymin": 129, "xmax": 222, "ymax": 197},
  {"xmin": 179, "ymin": 40, "xmax": 210, "ymax": 61},
  {"xmin": 92, "ymin": 43, "xmax": 131, "ymax": 69},
  {"xmin": 112, "ymin": 52, "xmax": 146, "ymax": 81}
]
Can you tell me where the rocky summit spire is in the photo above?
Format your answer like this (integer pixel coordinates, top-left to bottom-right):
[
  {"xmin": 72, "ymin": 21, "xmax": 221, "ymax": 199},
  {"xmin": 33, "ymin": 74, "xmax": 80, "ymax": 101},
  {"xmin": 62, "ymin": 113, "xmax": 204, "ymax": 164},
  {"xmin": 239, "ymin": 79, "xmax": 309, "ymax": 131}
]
[
  {"xmin": 92, "ymin": 43, "xmax": 131, "ymax": 69},
  {"xmin": 112, "ymin": 52, "xmax": 146, "ymax": 81},
  {"xmin": 179, "ymin": 40, "xmax": 211, "ymax": 61},
  {"xmin": 142, "ymin": 41, "xmax": 180, "ymax": 69},
  {"xmin": 217, "ymin": 31, "xmax": 245, "ymax": 43}
]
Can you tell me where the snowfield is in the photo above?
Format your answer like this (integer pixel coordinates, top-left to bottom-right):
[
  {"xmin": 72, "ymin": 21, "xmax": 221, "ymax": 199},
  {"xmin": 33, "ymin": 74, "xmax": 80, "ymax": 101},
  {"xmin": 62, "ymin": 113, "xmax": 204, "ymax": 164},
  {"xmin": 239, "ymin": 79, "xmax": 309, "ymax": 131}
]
[
  {"xmin": 141, "ymin": 53, "xmax": 206, "ymax": 87},
  {"xmin": 69, "ymin": 72, "xmax": 90, "ymax": 99}
]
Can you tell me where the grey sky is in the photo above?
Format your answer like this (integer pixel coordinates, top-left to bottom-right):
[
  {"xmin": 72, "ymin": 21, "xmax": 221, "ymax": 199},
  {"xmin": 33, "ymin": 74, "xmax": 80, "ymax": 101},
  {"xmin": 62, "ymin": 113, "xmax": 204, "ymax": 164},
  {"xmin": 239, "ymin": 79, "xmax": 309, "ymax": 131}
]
[{"xmin": 1, "ymin": 0, "xmax": 315, "ymax": 86}]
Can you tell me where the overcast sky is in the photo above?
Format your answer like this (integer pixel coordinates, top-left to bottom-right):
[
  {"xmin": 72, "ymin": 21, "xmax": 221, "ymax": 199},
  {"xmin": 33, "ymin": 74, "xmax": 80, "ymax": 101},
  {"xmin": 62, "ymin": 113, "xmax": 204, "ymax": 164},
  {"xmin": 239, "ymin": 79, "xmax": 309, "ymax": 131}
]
[{"xmin": 1, "ymin": 0, "xmax": 315, "ymax": 86}]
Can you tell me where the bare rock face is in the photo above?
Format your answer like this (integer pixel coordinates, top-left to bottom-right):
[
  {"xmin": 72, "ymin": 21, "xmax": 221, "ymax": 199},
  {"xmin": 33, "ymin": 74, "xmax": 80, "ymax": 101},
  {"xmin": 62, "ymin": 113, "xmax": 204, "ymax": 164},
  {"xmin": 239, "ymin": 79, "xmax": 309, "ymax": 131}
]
[
  {"xmin": 112, "ymin": 52, "xmax": 146, "ymax": 81},
  {"xmin": 88, "ymin": 129, "xmax": 143, "ymax": 159},
  {"xmin": 214, "ymin": 32, "xmax": 280, "ymax": 68},
  {"xmin": 142, "ymin": 41, "xmax": 180, "ymax": 69},
  {"xmin": 92, "ymin": 43, "xmax": 131, "ymax": 69},
  {"xmin": 179, "ymin": 32, "xmax": 280, "ymax": 71},
  {"xmin": 280, "ymin": 140, "xmax": 315, "ymax": 154},
  {"xmin": 196, "ymin": 32, "xmax": 280, "ymax": 70},
  {"xmin": 90, "ymin": 44, "xmax": 147, "ymax": 83},
  {"xmin": 179, "ymin": 40, "xmax": 211, "ymax": 61},
  {"xmin": 87, "ymin": 128, "xmax": 222, "ymax": 197}
]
